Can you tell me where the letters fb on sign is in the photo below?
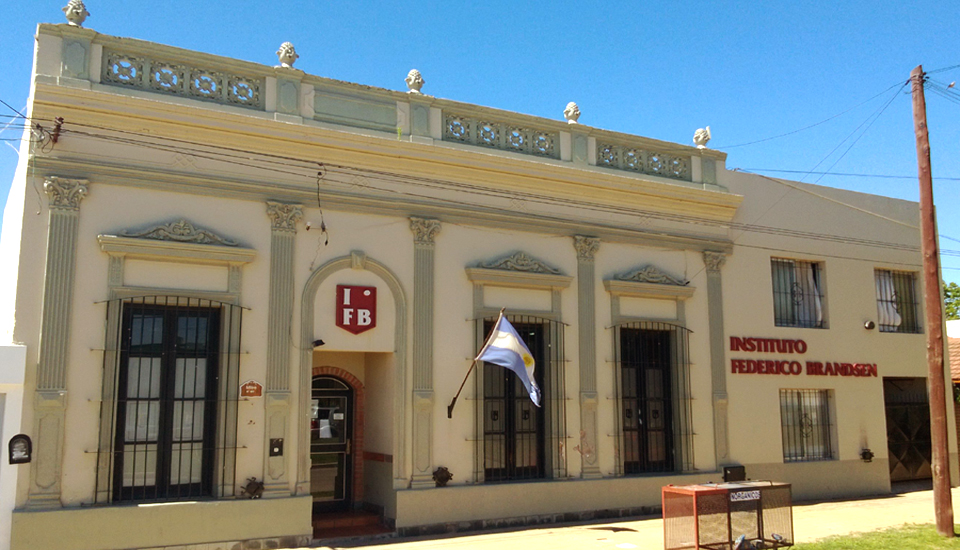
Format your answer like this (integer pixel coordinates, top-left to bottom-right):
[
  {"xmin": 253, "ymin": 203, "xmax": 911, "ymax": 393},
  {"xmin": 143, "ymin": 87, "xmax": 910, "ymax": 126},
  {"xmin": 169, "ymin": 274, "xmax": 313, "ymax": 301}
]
[{"xmin": 336, "ymin": 285, "xmax": 377, "ymax": 335}]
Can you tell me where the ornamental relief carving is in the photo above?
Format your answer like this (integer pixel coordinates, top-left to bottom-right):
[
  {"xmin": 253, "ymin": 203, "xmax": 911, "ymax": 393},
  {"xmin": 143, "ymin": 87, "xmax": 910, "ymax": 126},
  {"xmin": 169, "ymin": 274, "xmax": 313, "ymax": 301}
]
[
  {"xmin": 43, "ymin": 177, "xmax": 88, "ymax": 210},
  {"xmin": 573, "ymin": 236, "xmax": 600, "ymax": 262},
  {"xmin": 121, "ymin": 219, "xmax": 239, "ymax": 246},
  {"xmin": 703, "ymin": 251, "xmax": 726, "ymax": 273},
  {"xmin": 409, "ymin": 217, "xmax": 441, "ymax": 246},
  {"xmin": 478, "ymin": 252, "xmax": 562, "ymax": 275},
  {"xmin": 266, "ymin": 202, "xmax": 303, "ymax": 232},
  {"xmin": 615, "ymin": 265, "xmax": 687, "ymax": 286}
]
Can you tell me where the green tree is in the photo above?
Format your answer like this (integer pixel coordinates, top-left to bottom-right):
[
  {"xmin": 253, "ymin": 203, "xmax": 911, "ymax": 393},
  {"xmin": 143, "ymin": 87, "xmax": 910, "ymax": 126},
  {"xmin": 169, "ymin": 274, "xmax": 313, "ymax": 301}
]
[{"xmin": 945, "ymin": 281, "xmax": 960, "ymax": 320}]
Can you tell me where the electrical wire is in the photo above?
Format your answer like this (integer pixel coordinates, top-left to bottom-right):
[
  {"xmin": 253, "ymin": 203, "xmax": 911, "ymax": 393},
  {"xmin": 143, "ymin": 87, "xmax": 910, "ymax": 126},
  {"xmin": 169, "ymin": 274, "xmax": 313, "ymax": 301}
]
[
  {"xmin": 716, "ymin": 81, "xmax": 905, "ymax": 150},
  {"xmin": 5, "ymin": 107, "xmax": 941, "ymax": 257},
  {"xmin": 47, "ymin": 124, "xmax": 928, "ymax": 253},
  {"xmin": 734, "ymin": 168, "xmax": 960, "ymax": 181}
]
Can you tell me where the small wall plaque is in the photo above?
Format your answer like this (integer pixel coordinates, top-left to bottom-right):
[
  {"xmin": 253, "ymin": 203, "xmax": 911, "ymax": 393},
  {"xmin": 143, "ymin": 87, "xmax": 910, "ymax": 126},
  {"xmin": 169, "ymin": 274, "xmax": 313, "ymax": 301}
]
[
  {"xmin": 9, "ymin": 434, "xmax": 31, "ymax": 464},
  {"xmin": 240, "ymin": 380, "xmax": 263, "ymax": 398}
]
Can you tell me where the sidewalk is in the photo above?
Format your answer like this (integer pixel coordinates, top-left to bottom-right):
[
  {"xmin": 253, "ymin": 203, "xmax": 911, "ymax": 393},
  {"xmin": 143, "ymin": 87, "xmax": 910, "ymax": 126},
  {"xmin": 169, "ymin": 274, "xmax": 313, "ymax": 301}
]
[{"xmin": 315, "ymin": 484, "xmax": 960, "ymax": 549}]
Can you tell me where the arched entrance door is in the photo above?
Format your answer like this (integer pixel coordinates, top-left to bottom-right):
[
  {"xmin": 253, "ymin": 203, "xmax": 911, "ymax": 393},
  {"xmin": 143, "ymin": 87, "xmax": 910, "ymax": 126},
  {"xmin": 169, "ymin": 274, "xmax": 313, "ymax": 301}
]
[{"xmin": 310, "ymin": 375, "xmax": 353, "ymax": 512}]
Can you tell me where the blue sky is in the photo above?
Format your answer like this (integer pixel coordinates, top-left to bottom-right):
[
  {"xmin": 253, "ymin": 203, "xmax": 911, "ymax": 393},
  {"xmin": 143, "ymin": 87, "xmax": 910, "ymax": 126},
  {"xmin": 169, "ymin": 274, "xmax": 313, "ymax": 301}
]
[{"xmin": 1, "ymin": 1, "xmax": 959, "ymax": 282}]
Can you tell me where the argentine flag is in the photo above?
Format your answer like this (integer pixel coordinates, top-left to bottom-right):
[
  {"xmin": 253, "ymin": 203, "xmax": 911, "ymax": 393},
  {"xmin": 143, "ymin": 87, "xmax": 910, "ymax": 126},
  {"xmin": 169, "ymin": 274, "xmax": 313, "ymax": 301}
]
[{"xmin": 476, "ymin": 313, "xmax": 541, "ymax": 407}]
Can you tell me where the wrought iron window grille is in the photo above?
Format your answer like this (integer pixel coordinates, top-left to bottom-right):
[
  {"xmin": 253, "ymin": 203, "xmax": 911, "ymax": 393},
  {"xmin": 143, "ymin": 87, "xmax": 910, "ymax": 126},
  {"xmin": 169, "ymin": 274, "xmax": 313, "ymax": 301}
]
[
  {"xmin": 875, "ymin": 269, "xmax": 921, "ymax": 334},
  {"xmin": 94, "ymin": 296, "xmax": 245, "ymax": 504},
  {"xmin": 771, "ymin": 258, "xmax": 825, "ymax": 329},
  {"xmin": 779, "ymin": 389, "xmax": 834, "ymax": 463},
  {"xmin": 474, "ymin": 315, "xmax": 567, "ymax": 483}
]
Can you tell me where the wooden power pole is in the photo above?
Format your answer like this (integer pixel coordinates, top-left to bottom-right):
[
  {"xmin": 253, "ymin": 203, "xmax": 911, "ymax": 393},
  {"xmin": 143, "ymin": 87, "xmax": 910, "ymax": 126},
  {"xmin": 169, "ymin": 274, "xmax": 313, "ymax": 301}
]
[{"xmin": 911, "ymin": 64, "xmax": 955, "ymax": 537}]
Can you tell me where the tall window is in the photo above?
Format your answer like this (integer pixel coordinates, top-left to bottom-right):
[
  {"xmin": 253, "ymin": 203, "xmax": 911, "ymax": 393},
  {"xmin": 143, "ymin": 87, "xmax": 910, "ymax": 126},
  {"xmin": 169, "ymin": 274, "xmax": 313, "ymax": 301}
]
[
  {"xmin": 477, "ymin": 314, "xmax": 566, "ymax": 483},
  {"xmin": 771, "ymin": 258, "xmax": 825, "ymax": 328},
  {"xmin": 97, "ymin": 296, "xmax": 246, "ymax": 503},
  {"xmin": 779, "ymin": 389, "xmax": 834, "ymax": 462},
  {"xmin": 616, "ymin": 322, "xmax": 694, "ymax": 475},
  {"xmin": 114, "ymin": 304, "xmax": 220, "ymax": 500},
  {"xmin": 875, "ymin": 270, "xmax": 921, "ymax": 333}
]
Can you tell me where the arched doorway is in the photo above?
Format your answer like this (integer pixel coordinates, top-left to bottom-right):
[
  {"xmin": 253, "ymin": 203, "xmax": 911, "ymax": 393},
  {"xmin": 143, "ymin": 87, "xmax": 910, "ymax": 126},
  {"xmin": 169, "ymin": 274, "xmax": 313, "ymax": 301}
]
[{"xmin": 310, "ymin": 375, "xmax": 354, "ymax": 512}]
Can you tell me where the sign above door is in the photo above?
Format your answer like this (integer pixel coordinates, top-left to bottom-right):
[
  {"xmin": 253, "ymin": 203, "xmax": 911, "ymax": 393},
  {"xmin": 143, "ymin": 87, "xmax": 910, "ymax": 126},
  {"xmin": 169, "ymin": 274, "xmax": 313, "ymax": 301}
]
[{"xmin": 336, "ymin": 285, "xmax": 377, "ymax": 335}]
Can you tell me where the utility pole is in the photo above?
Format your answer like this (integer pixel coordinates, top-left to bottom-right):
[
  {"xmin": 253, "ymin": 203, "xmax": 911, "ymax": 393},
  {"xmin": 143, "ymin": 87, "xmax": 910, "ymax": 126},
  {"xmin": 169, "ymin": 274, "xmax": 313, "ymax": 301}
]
[{"xmin": 911, "ymin": 64, "xmax": 954, "ymax": 537}]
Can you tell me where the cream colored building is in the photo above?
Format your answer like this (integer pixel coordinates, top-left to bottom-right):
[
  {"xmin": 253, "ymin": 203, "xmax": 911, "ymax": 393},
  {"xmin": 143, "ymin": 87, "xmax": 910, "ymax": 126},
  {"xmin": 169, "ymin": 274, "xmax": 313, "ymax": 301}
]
[{"xmin": 1, "ymin": 19, "xmax": 955, "ymax": 550}]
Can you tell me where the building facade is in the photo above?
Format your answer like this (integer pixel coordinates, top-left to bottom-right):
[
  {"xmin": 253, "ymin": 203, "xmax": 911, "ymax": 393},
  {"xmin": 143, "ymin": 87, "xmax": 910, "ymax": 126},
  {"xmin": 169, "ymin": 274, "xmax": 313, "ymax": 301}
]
[{"xmin": 1, "ymin": 19, "xmax": 956, "ymax": 550}]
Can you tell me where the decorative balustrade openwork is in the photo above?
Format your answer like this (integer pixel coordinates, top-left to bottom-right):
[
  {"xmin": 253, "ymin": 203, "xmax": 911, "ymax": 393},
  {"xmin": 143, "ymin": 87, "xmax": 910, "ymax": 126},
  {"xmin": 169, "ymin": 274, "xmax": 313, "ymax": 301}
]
[
  {"xmin": 444, "ymin": 114, "xmax": 560, "ymax": 159},
  {"xmin": 597, "ymin": 143, "xmax": 692, "ymax": 182},
  {"xmin": 101, "ymin": 49, "xmax": 265, "ymax": 110}
]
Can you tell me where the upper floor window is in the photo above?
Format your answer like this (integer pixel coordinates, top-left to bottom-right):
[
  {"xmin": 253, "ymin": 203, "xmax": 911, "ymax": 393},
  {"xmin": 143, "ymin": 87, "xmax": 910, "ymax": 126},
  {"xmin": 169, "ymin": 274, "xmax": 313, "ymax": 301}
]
[
  {"xmin": 771, "ymin": 258, "xmax": 825, "ymax": 328},
  {"xmin": 875, "ymin": 270, "xmax": 921, "ymax": 333}
]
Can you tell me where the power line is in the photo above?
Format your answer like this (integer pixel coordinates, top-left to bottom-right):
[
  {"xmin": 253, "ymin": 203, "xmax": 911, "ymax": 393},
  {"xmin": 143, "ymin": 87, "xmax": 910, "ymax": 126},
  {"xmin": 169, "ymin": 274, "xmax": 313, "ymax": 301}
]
[
  {"xmin": 735, "ymin": 168, "xmax": 960, "ymax": 181},
  {"xmin": 715, "ymin": 81, "xmax": 904, "ymax": 150},
  {"xmin": 9, "ymin": 113, "xmax": 935, "ymax": 256}
]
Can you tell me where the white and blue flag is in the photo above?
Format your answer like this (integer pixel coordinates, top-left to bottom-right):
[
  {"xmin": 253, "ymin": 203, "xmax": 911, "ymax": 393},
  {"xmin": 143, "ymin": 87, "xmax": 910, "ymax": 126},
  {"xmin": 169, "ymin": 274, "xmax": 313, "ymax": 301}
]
[{"xmin": 476, "ymin": 312, "xmax": 541, "ymax": 407}]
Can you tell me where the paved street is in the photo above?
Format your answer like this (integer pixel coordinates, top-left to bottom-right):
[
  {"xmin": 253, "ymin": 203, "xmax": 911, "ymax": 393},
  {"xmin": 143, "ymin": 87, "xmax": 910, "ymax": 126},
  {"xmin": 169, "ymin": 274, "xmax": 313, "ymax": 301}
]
[{"xmin": 315, "ymin": 484, "xmax": 959, "ymax": 549}]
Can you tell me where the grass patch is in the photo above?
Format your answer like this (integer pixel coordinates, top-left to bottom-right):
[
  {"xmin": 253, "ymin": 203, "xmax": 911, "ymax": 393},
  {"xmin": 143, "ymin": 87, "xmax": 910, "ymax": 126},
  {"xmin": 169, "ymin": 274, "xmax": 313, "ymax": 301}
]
[{"xmin": 795, "ymin": 524, "xmax": 960, "ymax": 549}]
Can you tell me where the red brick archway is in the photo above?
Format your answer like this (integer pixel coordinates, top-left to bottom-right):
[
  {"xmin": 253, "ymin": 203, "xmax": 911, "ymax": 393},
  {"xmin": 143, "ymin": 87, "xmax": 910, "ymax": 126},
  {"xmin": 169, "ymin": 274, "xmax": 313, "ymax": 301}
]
[{"xmin": 312, "ymin": 366, "xmax": 364, "ymax": 505}]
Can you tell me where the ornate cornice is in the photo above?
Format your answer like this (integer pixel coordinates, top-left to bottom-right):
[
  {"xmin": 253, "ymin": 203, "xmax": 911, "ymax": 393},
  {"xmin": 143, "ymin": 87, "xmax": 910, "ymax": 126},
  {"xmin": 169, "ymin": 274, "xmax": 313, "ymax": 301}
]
[
  {"xmin": 573, "ymin": 236, "xmax": 600, "ymax": 262},
  {"xmin": 703, "ymin": 251, "xmax": 726, "ymax": 273},
  {"xmin": 478, "ymin": 252, "xmax": 562, "ymax": 275},
  {"xmin": 266, "ymin": 201, "xmax": 303, "ymax": 232},
  {"xmin": 410, "ymin": 217, "xmax": 441, "ymax": 246},
  {"xmin": 120, "ymin": 219, "xmax": 238, "ymax": 246},
  {"xmin": 43, "ymin": 177, "xmax": 88, "ymax": 211},
  {"xmin": 616, "ymin": 265, "xmax": 687, "ymax": 286}
]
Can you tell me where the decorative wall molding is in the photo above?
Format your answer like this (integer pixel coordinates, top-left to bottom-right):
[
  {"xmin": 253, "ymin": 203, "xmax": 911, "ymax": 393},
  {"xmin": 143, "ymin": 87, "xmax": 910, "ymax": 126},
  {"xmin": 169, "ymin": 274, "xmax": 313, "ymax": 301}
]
[
  {"xmin": 443, "ymin": 113, "xmax": 560, "ymax": 160},
  {"xmin": 97, "ymin": 235, "xmax": 256, "ymax": 265},
  {"xmin": 596, "ymin": 143, "xmax": 692, "ymax": 182},
  {"xmin": 478, "ymin": 252, "xmax": 562, "ymax": 275},
  {"xmin": 574, "ymin": 236, "xmax": 601, "ymax": 478},
  {"xmin": 409, "ymin": 217, "xmax": 440, "ymax": 486},
  {"xmin": 43, "ymin": 177, "xmax": 88, "ymax": 210},
  {"xmin": 266, "ymin": 201, "xmax": 303, "ymax": 232},
  {"xmin": 615, "ymin": 265, "xmax": 687, "ymax": 286},
  {"xmin": 120, "ymin": 219, "xmax": 239, "ymax": 245}
]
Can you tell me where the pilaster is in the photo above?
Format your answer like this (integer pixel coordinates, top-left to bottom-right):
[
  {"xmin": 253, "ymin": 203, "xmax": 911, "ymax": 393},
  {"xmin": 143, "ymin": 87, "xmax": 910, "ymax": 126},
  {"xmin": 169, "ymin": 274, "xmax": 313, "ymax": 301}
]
[
  {"xmin": 264, "ymin": 201, "xmax": 302, "ymax": 496},
  {"xmin": 28, "ymin": 177, "xmax": 88, "ymax": 508},
  {"xmin": 409, "ymin": 217, "xmax": 441, "ymax": 487},
  {"xmin": 703, "ymin": 250, "xmax": 730, "ymax": 466},
  {"xmin": 574, "ymin": 236, "xmax": 602, "ymax": 478}
]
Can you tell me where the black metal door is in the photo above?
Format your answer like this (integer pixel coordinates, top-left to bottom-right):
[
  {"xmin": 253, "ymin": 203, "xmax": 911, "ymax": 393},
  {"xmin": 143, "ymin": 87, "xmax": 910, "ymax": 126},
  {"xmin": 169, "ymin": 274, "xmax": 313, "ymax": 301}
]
[
  {"xmin": 621, "ymin": 328, "xmax": 674, "ymax": 474},
  {"xmin": 884, "ymin": 377, "xmax": 932, "ymax": 481},
  {"xmin": 310, "ymin": 376, "xmax": 353, "ymax": 512}
]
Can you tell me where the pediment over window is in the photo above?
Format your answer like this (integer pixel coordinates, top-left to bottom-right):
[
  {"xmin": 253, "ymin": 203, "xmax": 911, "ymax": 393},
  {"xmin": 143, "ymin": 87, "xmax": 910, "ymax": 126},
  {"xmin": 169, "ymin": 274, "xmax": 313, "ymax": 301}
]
[
  {"xmin": 615, "ymin": 265, "xmax": 687, "ymax": 286},
  {"xmin": 466, "ymin": 252, "xmax": 571, "ymax": 290},
  {"xmin": 605, "ymin": 264, "xmax": 694, "ymax": 300},
  {"xmin": 98, "ymin": 219, "xmax": 256, "ymax": 265}
]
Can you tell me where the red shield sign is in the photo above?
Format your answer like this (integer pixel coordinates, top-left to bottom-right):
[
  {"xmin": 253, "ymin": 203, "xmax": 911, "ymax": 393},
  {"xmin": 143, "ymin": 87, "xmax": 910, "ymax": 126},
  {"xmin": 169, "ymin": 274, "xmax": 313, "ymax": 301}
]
[{"xmin": 336, "ymin": 285, "xmax": 377, "ymax": 335}]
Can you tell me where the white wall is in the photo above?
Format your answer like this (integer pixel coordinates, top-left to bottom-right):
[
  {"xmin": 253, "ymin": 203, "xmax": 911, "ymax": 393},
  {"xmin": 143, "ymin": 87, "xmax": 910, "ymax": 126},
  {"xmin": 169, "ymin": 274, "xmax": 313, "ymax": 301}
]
[{"xmin": 0, "ymin": 345, "xmax": 26, "ymax": 550}]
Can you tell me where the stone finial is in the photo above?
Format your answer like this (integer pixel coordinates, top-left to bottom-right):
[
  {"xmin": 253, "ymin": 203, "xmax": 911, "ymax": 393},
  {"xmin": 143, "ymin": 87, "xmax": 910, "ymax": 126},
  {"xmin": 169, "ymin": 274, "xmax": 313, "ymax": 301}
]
[
  {"xmin": 62, "ymin": 0, "xmax": 90, "ymax": 27},
  {"xmin": 405, "ymin": 69, "xmax": 425, "ymax": 94},
  {"xmin": 276, "ymin": 42, "xmax": 299, "ymax": 68},
  {"xmin": 563, "ymin": 102, "xmax": 580, "ymax": 124},
  {"xmin": 693, "ymin": 126, "xmax": 711, "ymax": 149}
]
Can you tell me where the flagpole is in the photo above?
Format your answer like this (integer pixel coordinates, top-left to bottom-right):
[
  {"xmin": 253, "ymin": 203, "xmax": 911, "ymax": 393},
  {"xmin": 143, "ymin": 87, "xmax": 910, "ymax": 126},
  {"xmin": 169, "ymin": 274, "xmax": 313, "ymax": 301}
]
[{"xmin": 447, "ymin": 308, "xmax": 505, "ymax": 418}]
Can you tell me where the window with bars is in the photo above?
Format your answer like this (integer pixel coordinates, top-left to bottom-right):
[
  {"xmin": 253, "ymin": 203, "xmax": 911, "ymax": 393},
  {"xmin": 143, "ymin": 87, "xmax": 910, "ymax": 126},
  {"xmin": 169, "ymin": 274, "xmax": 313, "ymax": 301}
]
[
  {"xmin": 875, "ymin": 270, "xmax": 921, "ymax": 333},
  {"xmin": 614, "ymin": 322, "xmax": 694, "ymax": 475},
  {"xmin": 476, "ymin": 315, "xmax": 566, "ymax": 483},
  {"xmin": 771, "ymin": 258, "xmax": 825, "ymax": 329},
  {"xmin": 779, "ymin": 389, "xmax": 834, "ymax": 462},
  {"xmin": 96, "ymin": 296, "xmax": 243, "ymax": 503}
]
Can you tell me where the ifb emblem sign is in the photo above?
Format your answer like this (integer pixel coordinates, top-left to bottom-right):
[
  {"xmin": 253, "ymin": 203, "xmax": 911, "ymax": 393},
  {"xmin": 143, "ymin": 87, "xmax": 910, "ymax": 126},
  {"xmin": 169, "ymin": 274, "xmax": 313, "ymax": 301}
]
[{"xmin": 336, "ymin": 285, "xmax": 377, "ymax": 335}]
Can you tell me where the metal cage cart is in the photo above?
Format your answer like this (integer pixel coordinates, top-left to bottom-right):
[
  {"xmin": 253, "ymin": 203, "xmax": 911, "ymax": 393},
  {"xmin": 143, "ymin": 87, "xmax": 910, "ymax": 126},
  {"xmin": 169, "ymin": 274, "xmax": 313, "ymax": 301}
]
[{"xmin": 662, "ymin": 481, "xmax": 793, "ymax": 550}]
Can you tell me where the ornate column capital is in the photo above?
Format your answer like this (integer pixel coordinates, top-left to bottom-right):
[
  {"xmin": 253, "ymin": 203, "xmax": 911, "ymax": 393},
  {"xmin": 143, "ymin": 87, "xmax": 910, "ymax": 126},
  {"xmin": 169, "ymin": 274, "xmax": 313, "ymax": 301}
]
[
  {"xmin": 266, "ymin": 201, "xmax": 303, "ymax": 232},
  {"xmin": 43, "ymin": 177, "xmax": 88, "ymax": 211},
  {"xmin": 574, "ymin": 235, "xmax": 600, "ymax": 262},
  {"xmin": 703, "ymin": 250, "xmax": 726, "ymax": 273},
  {"xmin": 410, "ymin": 217, "xmax": 441, "ymax": 246}
]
